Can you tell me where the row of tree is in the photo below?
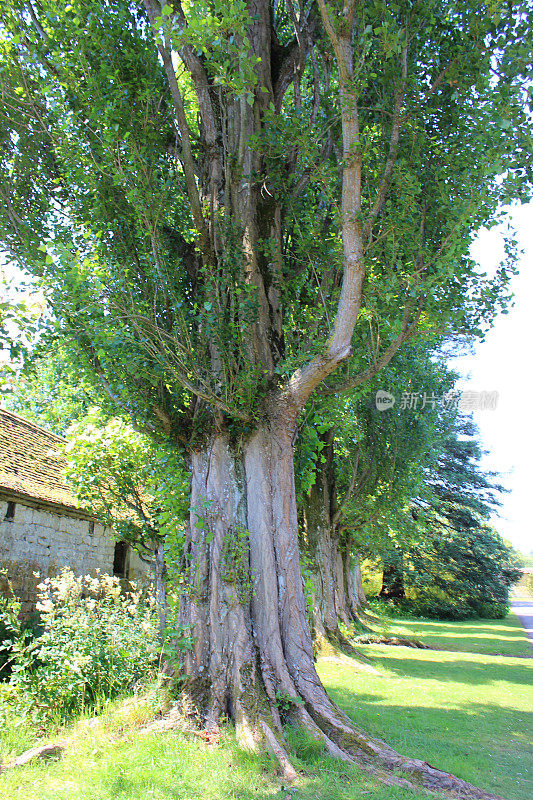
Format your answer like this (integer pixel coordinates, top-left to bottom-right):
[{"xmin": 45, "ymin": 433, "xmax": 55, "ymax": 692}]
[
  {"xmin": 1, "ymin": 0, "xmax": 530, "ymax": 793},
  {"xmin": 6, "ymin": 338, "xmax": 522, "ymax": 636}
]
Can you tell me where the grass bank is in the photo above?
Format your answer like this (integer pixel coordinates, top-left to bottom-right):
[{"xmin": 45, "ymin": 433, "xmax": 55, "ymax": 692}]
[{"xmin": 1, "ymin": 613, "xmax": 531, "ymax": 800}]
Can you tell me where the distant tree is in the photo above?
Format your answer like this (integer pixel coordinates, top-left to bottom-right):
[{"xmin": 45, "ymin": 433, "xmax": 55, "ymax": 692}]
[
  {"xmin": 410, "ymin": 524, "xmax": 522, "ymax": 616},
  {"xmin": 297, "ymin": 342, "xmax": 455, "ymax": 636},
  {"xmin": 406, "ymin": 418, "xmax": 522, "ymax": 615}
]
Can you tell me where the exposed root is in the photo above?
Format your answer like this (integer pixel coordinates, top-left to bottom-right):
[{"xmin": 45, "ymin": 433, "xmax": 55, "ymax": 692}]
[
  {"xmin": 260, "ymin": 721, "xmax": 298, "ymax": 782},
  {"xmin": 296, "ymin": 706, "xmax": 421, "ymax": 791},
  {"xmin": 354, "ymin": 634, "xmax": 432, "ymax": 649},
  {"xmin": 358, "ymin": 607, "xmax": 379, "ymax": 620},
  {"xmin": 318, "ymin": 653, "xmax": 382, "ymax": 676},
  {"xmin": 355, "ymin": 609, "xmax": 383, "ymax": 627},
  {"xmin": 1, "ymin": 690, "xmax": 507, "ymax": 800},
  {"xmin": 0, "ymin": 741, "xmax": 68, "ymax": 773},
  {"xmin": 314, "ymin": 629, "xmax": 373, "ymax": 663},
  {"xmin": 303, "ymin": 702, "xmax": 507, "ymax": 800},
  {"xmin": 140, "ymin": 704, "xmax": 190, "ymax": 735},
  {"xmin": 297, "ymin": 706, "xmax": 354, "ymax": 763}
]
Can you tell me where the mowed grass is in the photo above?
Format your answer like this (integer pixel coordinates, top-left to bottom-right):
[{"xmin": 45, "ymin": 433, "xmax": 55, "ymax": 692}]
[
  {"xmin": 318, "ymin": 611, "xmax": 532, "ymax": 800},
  {"xmin": 0, "ymin": 721, "xmax": 425, "ymax": 800},
  {"xmin": 384, "ymin": 610, "xmax": 533, "ymax": 657},
  {"xmin": 1, "ymin": 613, "xmax": 531, "ymax": 800}
]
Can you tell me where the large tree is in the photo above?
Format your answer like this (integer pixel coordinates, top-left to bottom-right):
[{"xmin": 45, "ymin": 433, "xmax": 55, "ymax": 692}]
[{"xmin": 1, "ymin": 0, "xmax": 531, "ymax": 792}]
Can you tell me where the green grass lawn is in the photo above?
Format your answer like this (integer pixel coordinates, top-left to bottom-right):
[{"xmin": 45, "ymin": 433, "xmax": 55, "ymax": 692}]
[
  {"xmin": 1, "ymin": 613, "xmax": 531, "ymax": 800},
  {"xmin": 319, "ymin": 647, "xmax": 532, "ymax": 799},
  {"xmin": 0, "ymin": 722, "xmax": 426, "ymax": 800},
  {"xmin": 383, "ymin": 611, "xmax": 533, "ymax": 657}
]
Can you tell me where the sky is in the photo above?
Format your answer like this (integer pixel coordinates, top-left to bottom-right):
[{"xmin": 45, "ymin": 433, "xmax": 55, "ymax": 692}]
[
  {"xmin": 1, "ymin": 204, "xmax": 532, "ymax": 555},
  {"xmin": 453, "ymin": 201, "xmax": 533, "ymax": 555}
]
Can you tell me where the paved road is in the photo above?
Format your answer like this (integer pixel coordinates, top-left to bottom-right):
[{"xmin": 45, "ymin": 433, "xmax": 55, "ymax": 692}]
[{"xmin": 511, "ymin": 599, "xmax": 533, "ymax": 645}]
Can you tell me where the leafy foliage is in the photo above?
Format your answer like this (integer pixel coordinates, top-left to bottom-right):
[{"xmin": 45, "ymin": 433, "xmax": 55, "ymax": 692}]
[
  {"xmin": 64, "ymin": 409, "xmax": 189, "ymax": 569},
  {"xmin": 3, "ymin": 342, "xmax": 99, "ymax": 435},
  {"xmin": 365, "ymin": 413, "xmax": 522, "ymax": 618},
  {"xmin": 406, "ymin": 417, "xmax": 522, "ymax": 614},
  {"xmin": 0, "ymin": 0, "xmax": 530, "ymax": 437},
  {"xmin": 2, "ymin": 570, "xmax": 159, "ymax": 720}
]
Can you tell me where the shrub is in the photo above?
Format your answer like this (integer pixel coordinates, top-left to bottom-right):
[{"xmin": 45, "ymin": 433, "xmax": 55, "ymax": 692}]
[
  {"xmin": 0, "ymin": 604, "xmax": 20, "ymax": 681},
  {"xmin": 7, "ymin": 569, "xmax": 160, "ymax": 720},
  {"xmin": 366, "ymin": 597, "xmax": 406, "ymax": 618},
  {"xmin": 0, "ymin": 582, "xmax": 42, "ymax": 682},
  {"xmin": 367, "ymin": 596, "xmax": 476, "ymax": 621},
  {"xmin": 404, "ymin": 598, "xmax": 474, "ymax": 621},
  {"xmin": 473, "ymin": 601, "xmax": 509, "ymax": 619}
]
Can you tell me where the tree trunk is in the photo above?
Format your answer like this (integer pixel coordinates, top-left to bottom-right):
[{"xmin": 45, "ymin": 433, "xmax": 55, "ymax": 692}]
[
  {"xmin": 154, "ymin": 539, "xmax": 167, "ymax": 640},
  {"xmin": 333, "ymin": 545, "xmax": 351, "ymax": 626},
  {"xmin": 301, "ymin": 430, "xmax": 347, "ymax": 641},
  {"xmin": 343, "ymin": 549, "xmax": 367, "ymax": 619},
  {"xmin": 380, "ymin": 559, "xmax": 405, "ymax": 600},
  {"xmin": 304, "ymin": 487, "xmax": 340, "ymax": 640},
  {"xmin": 177, "ymin": 424, "xmax": 502, "ymax": 798},
  {"xmin": 332, "ymin": 545, "xmax": 368, "ymax": 628},
  {"xmin": 302, "ymin": 429, "xmax": 364, "ymax": 638},
  {"xmin": 180, "ymin": 423, "xmax": 336, "ymax": 740}
]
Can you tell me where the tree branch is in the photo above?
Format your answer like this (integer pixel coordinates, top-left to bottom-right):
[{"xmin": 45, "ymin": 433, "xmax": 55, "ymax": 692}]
[
  {"xmin": 285, "ymin": 1, "xmax": 363, "ymax": 410},
  {"xmin": 142, "ymin": 0, "xmax": 209, "ymax": 252},
  {"xmin": 332, "ymin": 449, "xmax": 359, "ymax": 526},
  {"xmin": 317, "ymin": 300, "xmax": 423, "ymax": 397},
  {"xmin": 167, "ymin": 0, "xmax": 223, "ymax": 209},
  {"xmin": 362, "ymin": 44, "xmax": 408, "ymax": 242},
  {"xmin": 273, "ymin": 11, "xmax": 319, "ymax": 111},
  {"xmin": 26, "ymin": 1, "xmax": 46, "ymax": 40},
  {"xmin": 122, "ymin": 310, "xmax": 252, "ymax": 422}
]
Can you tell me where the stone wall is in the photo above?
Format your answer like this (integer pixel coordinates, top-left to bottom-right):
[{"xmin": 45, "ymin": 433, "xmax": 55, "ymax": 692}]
[{"xmin": 0, "ymin": 499, "xmax": 151, "ymax": 616}]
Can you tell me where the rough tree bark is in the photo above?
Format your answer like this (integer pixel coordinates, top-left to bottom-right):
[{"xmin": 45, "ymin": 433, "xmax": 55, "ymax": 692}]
[
  {"xmin": 154, "ymin": 540, "xmax": 168, "ymax": 639},
  {"xmin": 178, "ymin": 419, "xmax": 505, "ymax": 798},
  {"xmin": 346, "ymin": 551, "xmax": 367, "ymax": 615},
  {"xmin": 143, "ymin": 1, "xmax": 507, "ymax": 795},
  {"xmin": 337, "ymin": 545, "xmax": 367, "ymax": 622},
  {"xmin": 303, "ymin": 429, "xmax": 345, "ymax": 640},
  {"xmin": 302, "ymin": 429, "xmax": 366, "ymax": 640}
]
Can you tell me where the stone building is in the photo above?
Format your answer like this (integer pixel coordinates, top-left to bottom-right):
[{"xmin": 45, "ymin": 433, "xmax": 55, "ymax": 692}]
[{"xmin": 0, "ymin": 408, "xmax": 149, "ymax": 616}]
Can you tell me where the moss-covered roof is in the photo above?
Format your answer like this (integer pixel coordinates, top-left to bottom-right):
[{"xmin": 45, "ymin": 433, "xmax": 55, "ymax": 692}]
[{"xmin": 0, "ymin": 408, "xmax": 82, "ymax": 513}]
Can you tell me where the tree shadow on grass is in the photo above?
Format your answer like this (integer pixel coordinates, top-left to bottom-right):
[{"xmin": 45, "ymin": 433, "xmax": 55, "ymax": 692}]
[
  {"xmin": 400, "ymin": 618, "xmax": 532, "ymax": 655},
  {"xmin": 323, "ymin": 687, "xmax": 533, "ymax": 800},
  {"xmin": 360, "ymin": 651, "xmax": 533, "ymax": 686},
  {"xmin": 318, "ymin": 644, "xmax": 533, "ymax": 800},
  {"xmin": 405, "ymin": 620, "xmax": 520, "ymax": 633},
  {"xmin": 1, "ymin": 708, "xmax": 529, "ymax": 800}
]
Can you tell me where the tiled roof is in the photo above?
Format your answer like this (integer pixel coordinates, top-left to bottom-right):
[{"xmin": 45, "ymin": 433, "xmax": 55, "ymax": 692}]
[{"xmin": 0, "ymin": 409, "xmax": 82, "ymax": 513}]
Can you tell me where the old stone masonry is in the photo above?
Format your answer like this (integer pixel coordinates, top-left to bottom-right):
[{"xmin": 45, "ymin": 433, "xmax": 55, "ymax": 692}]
[{"xmin": 0, "ymin": 409, "xmax": 148, "ymax": 616}]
